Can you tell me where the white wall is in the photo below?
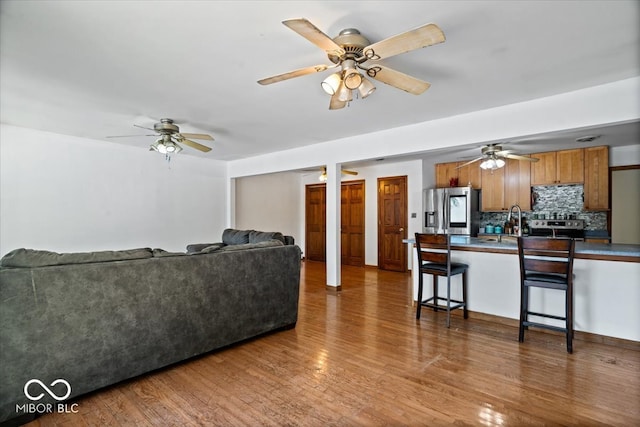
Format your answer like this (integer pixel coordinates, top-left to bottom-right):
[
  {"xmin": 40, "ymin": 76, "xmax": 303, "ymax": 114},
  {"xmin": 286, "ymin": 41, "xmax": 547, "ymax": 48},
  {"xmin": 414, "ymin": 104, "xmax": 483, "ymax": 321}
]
[
  {"xmin": 235, "ymin": 171, "xmax": 301, "ymax": 240},
  {"xmin": 610, "ymin": 144, "xmax": 640, "ymax": 167},
  {"xmin": 0, "ymin": 124, "xmax": 228, "ymax": 255}
]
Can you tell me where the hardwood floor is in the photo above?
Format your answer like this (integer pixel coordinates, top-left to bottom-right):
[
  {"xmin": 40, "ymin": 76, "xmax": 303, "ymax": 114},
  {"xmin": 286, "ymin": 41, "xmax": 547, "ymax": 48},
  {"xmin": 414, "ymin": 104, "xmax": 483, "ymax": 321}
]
[{"xmin": 27, "ymin": 261, "xmax": 640, "ymax": 426}]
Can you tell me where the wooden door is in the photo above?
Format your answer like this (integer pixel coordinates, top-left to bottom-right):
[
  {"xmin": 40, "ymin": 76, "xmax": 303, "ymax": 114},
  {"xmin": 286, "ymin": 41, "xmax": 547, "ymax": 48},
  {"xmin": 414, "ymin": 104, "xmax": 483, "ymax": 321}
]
[
  {"xmin": 305, "ymin": 184, "xmax": 326, "ymax": 261},
  {"xmin": 341, "ymin": 181, "xmax": 365, "ymax": 266},
  {"xmin": 378, "ymin": 176, "xmax": 407, "ymax": 272}
]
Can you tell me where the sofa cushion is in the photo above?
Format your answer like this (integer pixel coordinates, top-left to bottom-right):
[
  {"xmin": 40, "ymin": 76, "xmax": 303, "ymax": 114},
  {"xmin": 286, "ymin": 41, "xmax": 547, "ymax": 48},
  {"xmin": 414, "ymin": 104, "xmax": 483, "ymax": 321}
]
[
  {"xmin": 249, "ymin": 230, "xmax": 285, "ymax": 244},
  {"xmin": 0, "ymin": 247, "xmax": 153, "ymax": 268},
  {"xmin": 198, "ymin": 244, "xmax": 225, "ymax": 254},
  {"xmin": 152, "ymin": 248, "xmax": 188, "ymax": 258},
  {"xmin": 186, "ymin": 243, "xmax": 219, "ymax": 254},
  {"xmin": 219, "ymin": 240, "xmax": 284, "ymax": 251},
  {"xmin": 222, "ymin": 228, "xmax": 251, "ymax": 245}
]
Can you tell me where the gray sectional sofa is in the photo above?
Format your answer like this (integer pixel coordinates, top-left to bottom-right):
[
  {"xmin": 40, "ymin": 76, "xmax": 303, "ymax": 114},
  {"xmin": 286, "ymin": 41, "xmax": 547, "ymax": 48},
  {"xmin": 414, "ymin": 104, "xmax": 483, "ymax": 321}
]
[{"xmin": 0, "ymin": 229, "xmax": 301, "ymax": 425}]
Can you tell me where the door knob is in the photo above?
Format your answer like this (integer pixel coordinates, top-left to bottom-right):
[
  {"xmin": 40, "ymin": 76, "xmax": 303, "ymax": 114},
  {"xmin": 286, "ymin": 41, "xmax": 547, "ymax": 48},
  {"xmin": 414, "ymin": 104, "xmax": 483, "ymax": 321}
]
[{"xmin": 399, "ymin": 227, "xmax": 404, "ymax": 232}]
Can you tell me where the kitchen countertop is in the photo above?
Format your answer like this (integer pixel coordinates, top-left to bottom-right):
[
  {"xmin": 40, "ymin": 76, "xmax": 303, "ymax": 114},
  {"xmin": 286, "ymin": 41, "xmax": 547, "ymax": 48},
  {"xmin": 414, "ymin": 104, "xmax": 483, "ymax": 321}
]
[{"xmin": 404, "ymin": 236, "xmax": 640, "ymax": 262}]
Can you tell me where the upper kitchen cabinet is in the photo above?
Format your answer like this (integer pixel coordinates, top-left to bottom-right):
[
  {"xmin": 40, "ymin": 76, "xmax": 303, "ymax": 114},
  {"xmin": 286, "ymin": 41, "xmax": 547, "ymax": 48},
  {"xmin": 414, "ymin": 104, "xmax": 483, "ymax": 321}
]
[
  {"xmin": 457, "ymin": 161, "xmax": 482, "ymax": 189},
  {"xmin": 481, "ymin": 166, "xmax": 505, "ymax": 211},
  {"xmin": 481, "ymin": 157, "xmax": 531, "ymax": 212},
  {"xmin": 583, "ymin": 146, "xmax": 609, "ymax": 211},
  {"xmin": 435, "ymin": 161, "xmax": 481, "ymax": 189},
  {"xmin": 530, "ymin": 148, "xmax": 584, "ymax": 185},
  {"xmin": 435, "ymin": 162, "xmax": 459, "ymax": 188},
  {"xmin": 504, "ymin": 156, "xmax": 532, "ymax": 211}
]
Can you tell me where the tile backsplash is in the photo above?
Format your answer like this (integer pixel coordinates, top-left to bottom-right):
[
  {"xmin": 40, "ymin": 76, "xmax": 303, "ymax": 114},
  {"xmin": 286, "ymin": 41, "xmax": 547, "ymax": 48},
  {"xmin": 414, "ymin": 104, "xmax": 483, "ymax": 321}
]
[{"xmin": 479, "ymin": 184, "xmax": 607, "ymax": 230}]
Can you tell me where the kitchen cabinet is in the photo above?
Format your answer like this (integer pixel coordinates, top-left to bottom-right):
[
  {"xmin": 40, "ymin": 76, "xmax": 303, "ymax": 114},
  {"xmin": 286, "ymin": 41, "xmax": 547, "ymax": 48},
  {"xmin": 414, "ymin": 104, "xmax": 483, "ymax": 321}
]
[
  {"xmin": 435, "ymin": 161, "xmax": 481, "ymax": 189},
  {"xmin": 457, "ymin": 161, "xmax": 482, "ymax": 189},
  {"xmin": 481, "ymin": 166, "xmax": 505, "ymax": 211},
  {"xmin": 504, "ymin": 157, "xmax": 532, "ymax": 211},
  {"xmin": 583, "ymin": 146, "xmax": 609, "ymax": 211},
  {"xmin": 531, "ymin": 148, "xmax": 584, "ymax": 185},
  {"xmin": 435, "ymin": 162, "xmax": 459, "ymax": 188},
  {"xmin": 481, "ymin": 157, "xmax": 531, "ymax": 212}
]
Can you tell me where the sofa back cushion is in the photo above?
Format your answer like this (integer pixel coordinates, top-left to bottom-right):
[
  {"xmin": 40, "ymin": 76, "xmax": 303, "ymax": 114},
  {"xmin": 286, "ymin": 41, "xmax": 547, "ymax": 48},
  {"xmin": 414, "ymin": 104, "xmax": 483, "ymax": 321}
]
[
  {"xmin": 222, "ymin": 228, "xmax": 251, "ymax": 245},
  {"xmin": 0, "ymin": 247, "xmax": 153, "ymax": 268},
  {"xmin": 249, "ymin": 230, "xmax": 285, "ymax": 244}
]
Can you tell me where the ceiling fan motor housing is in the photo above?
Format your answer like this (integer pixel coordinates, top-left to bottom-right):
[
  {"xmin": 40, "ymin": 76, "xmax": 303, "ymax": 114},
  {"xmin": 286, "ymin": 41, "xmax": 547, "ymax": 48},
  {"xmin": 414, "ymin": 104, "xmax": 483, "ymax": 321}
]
[
  {"xmin": 154, "ymin": 118, "xmax": 180, "ymax": 135},
  {"xmin": 328, "ymin": 29, "xmax": 371, "ymax": 63}
]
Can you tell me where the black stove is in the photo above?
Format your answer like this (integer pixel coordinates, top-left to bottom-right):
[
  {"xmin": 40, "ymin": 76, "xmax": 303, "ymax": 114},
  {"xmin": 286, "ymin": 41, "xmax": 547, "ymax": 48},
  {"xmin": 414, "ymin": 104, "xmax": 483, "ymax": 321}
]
[{"xmin": 529, "ymin": 219, "xmax": 585, "ymax": 240}]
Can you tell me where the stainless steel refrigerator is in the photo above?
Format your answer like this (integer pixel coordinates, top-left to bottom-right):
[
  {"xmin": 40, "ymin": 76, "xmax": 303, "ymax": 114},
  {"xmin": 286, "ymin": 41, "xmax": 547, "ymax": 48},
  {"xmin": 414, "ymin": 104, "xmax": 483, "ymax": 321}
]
[{"xmin": 423, "ymin": 186, "xmax": 480, "ymax": 235}]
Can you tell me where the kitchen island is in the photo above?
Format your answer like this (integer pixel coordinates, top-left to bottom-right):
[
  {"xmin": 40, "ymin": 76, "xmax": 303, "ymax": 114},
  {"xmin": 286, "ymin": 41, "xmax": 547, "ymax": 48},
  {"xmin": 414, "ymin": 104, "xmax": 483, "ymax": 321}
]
[{"xmin": 409, "ymin": 237, "xmax": 640, "ymax": 343}]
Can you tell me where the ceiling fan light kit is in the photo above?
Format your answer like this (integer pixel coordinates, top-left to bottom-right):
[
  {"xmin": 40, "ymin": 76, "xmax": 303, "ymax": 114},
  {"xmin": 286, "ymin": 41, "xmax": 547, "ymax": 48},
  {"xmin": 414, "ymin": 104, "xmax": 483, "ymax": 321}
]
[
  {"xmin": 457, "ymin": 144, "xmax": 539, "ymax": 171},
  {"xmin": 479, "ymin": 157, "xmax": 505, "ymax": 171},
  {"xmin": 108, "ymin": 118, "xmax": 213, "ymax": 161},
  {"xmin": 258, "ymin": 18, "xmax": 445, "ymax": 110}
]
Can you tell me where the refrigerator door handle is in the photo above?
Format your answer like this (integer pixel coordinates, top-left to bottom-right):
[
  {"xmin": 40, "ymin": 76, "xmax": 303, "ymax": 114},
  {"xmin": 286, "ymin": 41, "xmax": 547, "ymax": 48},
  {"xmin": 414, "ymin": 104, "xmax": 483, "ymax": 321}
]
[{"xmin": 443, "ymin": 193, "xmax": 448, "ymax": 234}]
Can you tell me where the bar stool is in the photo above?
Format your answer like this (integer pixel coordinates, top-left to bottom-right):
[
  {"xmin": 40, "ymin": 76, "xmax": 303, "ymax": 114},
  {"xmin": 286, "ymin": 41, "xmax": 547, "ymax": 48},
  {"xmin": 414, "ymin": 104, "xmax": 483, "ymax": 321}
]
[
  {"xmin": 415, "ymin": 233, "xmax": 468, "ymax": 328},
  {"xmin": 517, "ymin": 236, "xmax": 576, "ymax": 353}
]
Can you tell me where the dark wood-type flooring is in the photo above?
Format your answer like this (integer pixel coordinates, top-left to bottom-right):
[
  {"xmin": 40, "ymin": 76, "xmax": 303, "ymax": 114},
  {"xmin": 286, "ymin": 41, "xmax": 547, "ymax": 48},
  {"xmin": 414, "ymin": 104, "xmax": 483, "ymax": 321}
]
[{"xmin": 26, "ymin": 261, "xmax": 640, "ymax": 426}]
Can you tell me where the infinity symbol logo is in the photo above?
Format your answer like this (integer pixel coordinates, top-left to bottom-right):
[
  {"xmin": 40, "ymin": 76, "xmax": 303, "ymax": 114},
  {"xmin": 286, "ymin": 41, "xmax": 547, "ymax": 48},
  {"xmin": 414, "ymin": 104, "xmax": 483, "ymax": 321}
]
[{"xmin": 24, "ymin": 379, "xmax": 72, "ymax": 401}]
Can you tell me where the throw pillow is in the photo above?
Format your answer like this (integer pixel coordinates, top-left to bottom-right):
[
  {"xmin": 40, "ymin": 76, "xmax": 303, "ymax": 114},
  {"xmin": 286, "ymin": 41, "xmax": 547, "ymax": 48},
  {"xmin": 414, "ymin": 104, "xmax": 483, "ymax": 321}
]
[
  {"xmin": 219, "ymin": 240, "xmax": 284, "ymax": 251},
  {"xmin": 222, "ymin": 228, "xmax": 251, "ymax": 245},
  {"xmin": 248, "ymin": 230, "xmax": 285, "ymax": 244},
  {"xmin": 186, "ymin": 243, "xmax": 219, "ymax": 253}
]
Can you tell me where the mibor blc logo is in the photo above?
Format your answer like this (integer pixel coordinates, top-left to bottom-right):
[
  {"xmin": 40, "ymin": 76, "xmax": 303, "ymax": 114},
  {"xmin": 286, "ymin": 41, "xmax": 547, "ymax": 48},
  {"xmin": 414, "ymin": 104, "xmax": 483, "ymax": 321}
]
[{"xmin": 16, "ymin": 378, "xmax": 78, "ymax": 415}]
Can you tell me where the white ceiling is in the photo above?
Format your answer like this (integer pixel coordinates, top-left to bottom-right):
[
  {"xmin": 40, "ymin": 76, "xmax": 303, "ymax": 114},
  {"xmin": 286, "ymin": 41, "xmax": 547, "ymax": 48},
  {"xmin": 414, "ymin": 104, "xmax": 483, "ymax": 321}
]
[{"xmin": 1, "ymin": 1, "xmax": 639, "ymax": 163}]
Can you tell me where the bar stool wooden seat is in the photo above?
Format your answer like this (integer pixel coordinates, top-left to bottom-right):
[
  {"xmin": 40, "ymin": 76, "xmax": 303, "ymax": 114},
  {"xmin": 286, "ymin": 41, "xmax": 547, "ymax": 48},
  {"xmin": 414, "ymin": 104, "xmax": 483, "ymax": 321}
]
[
  {"xmin": 517, "ymin": 236, "xmax": 576, "ymax": 353},
  {"xmin": 415, "ymin": 233, "xmax": 468, "ymax": 328}
]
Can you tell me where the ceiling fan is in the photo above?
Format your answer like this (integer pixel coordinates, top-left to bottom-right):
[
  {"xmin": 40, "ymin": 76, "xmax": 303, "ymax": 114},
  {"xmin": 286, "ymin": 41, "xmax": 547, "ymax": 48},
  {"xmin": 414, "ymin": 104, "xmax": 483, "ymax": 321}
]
[
  {"xmin": 107, "ymin": 118, "xmax": 214, "ymax": 154},
  {"xmin": 258, "ymin": 18, "xmax": 445, "ymax": 109},
  {"xmin": 457, "ymin": 144, "xmax": 539, "ymax": 171},
  {"xmin": 316, "ymin": 167, "xmax": 358, "ymax": 181}
]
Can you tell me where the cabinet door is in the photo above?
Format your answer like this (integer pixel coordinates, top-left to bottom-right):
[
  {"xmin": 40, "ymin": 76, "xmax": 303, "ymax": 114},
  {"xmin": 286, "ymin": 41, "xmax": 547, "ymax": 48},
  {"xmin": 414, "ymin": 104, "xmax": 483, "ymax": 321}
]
[
  {"xmin": 584, "ymin": 146, "xmax": 609, "ymax": 210},
  {"xmin": 457, "ymin": 161, "xmax": 482, "ymax": 189},
  {"xmin": 435, "ymin": 162, "xmax": 459, "ymax": 187},
  {"xmin": 481, "ymin": 166, "xmax": 505, "ymax": 211},
  {"xmin": 504, "ymin": 157, "xmax": 532, "ymax": 211},
  {"xmin": 557, "ymin": 148, "xmax": 584, "ymax": 184},
  {"xmin": 530, "ymin": 152, "xmax": 557, "ymax": 185}
]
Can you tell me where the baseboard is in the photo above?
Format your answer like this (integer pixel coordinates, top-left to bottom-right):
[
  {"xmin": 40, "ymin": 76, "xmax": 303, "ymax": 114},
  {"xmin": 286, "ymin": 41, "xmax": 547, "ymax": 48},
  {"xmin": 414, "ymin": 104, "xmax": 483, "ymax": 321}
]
[
  {"xmin": 325, "ymin": 285, "xmax": 342, "ymax": 293},
  {"xmin": 467, "ymin": 310, "xmax": 640, "ymax": 350}
]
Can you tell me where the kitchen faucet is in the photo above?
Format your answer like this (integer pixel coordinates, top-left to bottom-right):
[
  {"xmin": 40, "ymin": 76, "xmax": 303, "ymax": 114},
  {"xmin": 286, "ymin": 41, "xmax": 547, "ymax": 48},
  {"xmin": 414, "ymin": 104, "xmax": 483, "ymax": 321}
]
[{"xmin": 507, "ymin": 204, "xmax": 522, "ymax": 237}]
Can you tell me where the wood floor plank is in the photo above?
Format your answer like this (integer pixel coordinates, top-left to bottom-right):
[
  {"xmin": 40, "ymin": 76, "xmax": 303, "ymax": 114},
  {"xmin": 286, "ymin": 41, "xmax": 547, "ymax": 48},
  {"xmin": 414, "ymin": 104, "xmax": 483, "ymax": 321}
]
[{"xmin": 23, "ymin": 260, "xmax": 640, "ymax": 426}]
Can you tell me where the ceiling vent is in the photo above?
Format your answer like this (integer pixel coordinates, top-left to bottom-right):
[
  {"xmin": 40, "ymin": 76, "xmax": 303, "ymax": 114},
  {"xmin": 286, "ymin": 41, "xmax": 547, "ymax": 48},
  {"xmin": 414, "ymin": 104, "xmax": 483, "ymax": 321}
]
[{"xmin": 575, "ymin": 135, "xmax": 601, "ymax": 143}]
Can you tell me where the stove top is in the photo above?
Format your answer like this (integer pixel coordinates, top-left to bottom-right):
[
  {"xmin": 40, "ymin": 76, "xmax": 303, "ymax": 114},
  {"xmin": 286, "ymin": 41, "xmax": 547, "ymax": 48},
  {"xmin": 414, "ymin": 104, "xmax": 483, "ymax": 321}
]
[{"xmin": 529, "ymin": 219, "xmax": 584, "ymax": 230}]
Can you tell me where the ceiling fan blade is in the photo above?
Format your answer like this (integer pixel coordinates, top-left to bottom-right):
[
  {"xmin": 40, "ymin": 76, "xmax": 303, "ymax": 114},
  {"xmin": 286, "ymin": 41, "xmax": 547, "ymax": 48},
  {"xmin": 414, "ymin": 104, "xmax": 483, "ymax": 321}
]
[
  {"xmin": 106, "ymin": 134, "xmax": 156, "ymax": 138},
  {"xmin": 363, "ymin": 23, "xmax": 445, "ymax": 60},
  {"xmin": 367, "ymin": 65, "xmax": 431, "ymax": 95},
  {"xmin": 282, "ymin": 18, "xmax": 345, "ymax": 57},
  {"xmin": 329, "ymin": 91, "xmax": 347, "ymax": 110},
  {"xmin": 455, "ymin": 157, "xmax": 483, "ymax": 169},
  {"xmin": 179, "ymin": 132, "xmax": 214, "ymax": 141},
  {"xmin": 342, "ymin": 170, "xmax": 358, "ymax": 176},
  {"xmin": 258, "ymin": 64, "xmax": 334, "ymax": 85},
  {"xmin": 503, "ymin": 153, "xmax": 539, "ymax": 162},
  {"xmin": 177, "ymin": 138, "xmax": 211, "ymax": 153},
  {"xmin": 133, "ymin": 124, "xmax": 156, "ymax": 132}
]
